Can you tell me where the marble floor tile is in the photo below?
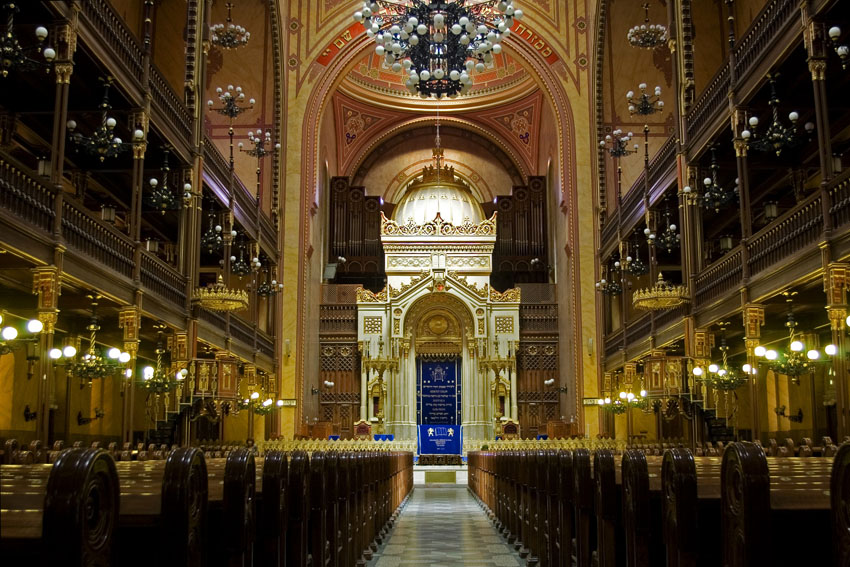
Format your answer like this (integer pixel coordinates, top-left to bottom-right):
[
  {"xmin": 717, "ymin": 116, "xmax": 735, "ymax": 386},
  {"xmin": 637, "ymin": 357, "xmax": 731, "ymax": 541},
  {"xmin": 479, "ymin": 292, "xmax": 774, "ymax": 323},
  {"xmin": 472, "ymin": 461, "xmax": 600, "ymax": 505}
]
[{"xmin": 368, "ymin": 487, "xmax": 524, "ymax": 567}]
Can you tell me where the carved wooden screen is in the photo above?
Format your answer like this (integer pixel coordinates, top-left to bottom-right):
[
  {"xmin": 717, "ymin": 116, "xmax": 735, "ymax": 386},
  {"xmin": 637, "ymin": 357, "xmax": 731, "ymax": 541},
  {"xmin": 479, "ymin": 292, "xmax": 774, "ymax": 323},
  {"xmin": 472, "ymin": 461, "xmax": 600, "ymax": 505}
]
[
  {"xmin": 492, "ymin": 176, "xmax": 548, "ymax": 288},
  {"xmin": 328, "ymin": 177, "xmax": 385, "ymax": 290}
]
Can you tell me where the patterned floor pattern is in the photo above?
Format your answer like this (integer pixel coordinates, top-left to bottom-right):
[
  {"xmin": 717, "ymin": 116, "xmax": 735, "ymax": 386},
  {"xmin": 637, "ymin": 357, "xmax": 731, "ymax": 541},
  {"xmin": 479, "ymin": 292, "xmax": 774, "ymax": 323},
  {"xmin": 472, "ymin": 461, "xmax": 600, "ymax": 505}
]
[{"xmin": 368, "ymin": 487, "xmax": 524, "ymax": 567}]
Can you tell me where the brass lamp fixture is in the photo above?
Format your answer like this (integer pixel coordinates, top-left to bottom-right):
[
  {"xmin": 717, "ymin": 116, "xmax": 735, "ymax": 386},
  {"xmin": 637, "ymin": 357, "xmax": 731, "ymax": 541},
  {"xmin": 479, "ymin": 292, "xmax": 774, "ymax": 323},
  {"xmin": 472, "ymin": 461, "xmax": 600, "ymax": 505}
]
[
  {"xmin": 623, "ymin": 241, "xmax": 648, "ymax": 276},
  {"xmin": 633, "ymin": 272, "xmax": 688, "ymax": 310},
  {"xmin": 141, "ymin": 323, "xmax": 181, "ymax": 395},
  {"xmin": 626, "ymin": 83, "xmax": 663, "ymax": 116},
  {"xmin": 67, "ymin": 77, "xmax": 144, "ymax": 162},
  {"xmin": 627, "ymin": 3, "xmax": 668, "ymax": 49},
  {"xmin": 651, "ymin": 209, "xmax": 680, "ymax": 253},
  {"xmin": 597, "ymin": 377, "xmax": 647, "ymax": 414},
  {"xmin": 52, "ymin": 295, "xmax": 131, "ymax": 387},
  {"xmin": 599, "ymin": 128, "xmax": 638, "ymax": 158},
  {"xmin": 691, "ymin": 325, "xmax": 748, "ymax": 392},
  {"xmin": 193, "ymin": 274, "xmax": 248, "ymax": 312},
  {"xmin": 828, "ymin": 26, "xmax": 849, "ymax": 70},
  {"xmin": 696, "ymin": 147, "xmax": 738, "ymax": 214},
  {"xmin": 210, "ymin": 2, "xmax": 250, "ymax": 49},
  {"xmin": 0, "ymin": 2, "xmax": 55, "ymax": 78},
  {"xmin": 740, "ymin": 75, "xmax": 814, "ymax": 156},
  {"xmin": 144, "ymin": 147, "xmax": 180, "ymax": 213},
  {"xmin": 595, "ymin": 259, "xmax": 622, "ymax": 295},
  {"xmin": 200, "ymin": 207, "xmax": 225, "ymax": 254},
  {"xmin": 207, "ymin": 84, "xmax": 254, "ymax": 168},
  {"xmin": 0, "ymin": 313, "xmax": 44, "ymax": 355},
  {"xmin": 239, "ymin": 389, "xmax": 276, "ymax": 415}
]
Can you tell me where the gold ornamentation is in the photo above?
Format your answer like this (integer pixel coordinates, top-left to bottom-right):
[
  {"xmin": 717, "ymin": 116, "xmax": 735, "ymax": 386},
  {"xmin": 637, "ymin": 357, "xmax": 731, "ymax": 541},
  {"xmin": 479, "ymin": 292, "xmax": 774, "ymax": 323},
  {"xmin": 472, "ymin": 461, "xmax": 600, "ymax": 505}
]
[
  {"xmin": 495, "ymin": 316, "xmax": 514, "ymax": 333},
  {"xmin": 380, "ymin": 211, "xmax": 497, "ymax": 236},
  {"xmin": 388, "ymin": 273, "xmax": 427, "ymax": 298},
  {"xmin": 490, "ymin": 287, "xmax": 521, "ymax": 303},
  {"xmin": 427, "ymin": 315, "xmax": 449, "ymax": 335},
  {"xmin": 193, "ymin": 275, "xmax": 249, "ymax": 312},
  {"xmin": 363, "ymin": 316, "xmax": 383, "ymax": 334},
  {"xmin": 447, "ymin": 272, "xmax": 489, "ymax": 298},
  {"xmin": 632, "ymin": 273, "xmax": 688, "ymax": 310},
  {"xmin": 356, "ymin": 286, "xmax": 387, "ymax": 303}
]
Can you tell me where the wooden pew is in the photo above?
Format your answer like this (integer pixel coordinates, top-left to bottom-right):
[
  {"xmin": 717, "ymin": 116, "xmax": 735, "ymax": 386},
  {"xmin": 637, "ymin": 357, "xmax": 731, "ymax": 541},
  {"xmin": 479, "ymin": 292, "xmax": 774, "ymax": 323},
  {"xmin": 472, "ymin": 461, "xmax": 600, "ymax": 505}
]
[
  {"xmin": 258, "ymin": 450, "xmax": 288, "ymax": 567},
  {"xmin": 573, "ymin": 448, "xmax": 594, "ymax": 567},
  {"xmin": 1, "ymin": 447, "xmax": 120, "ymax": 566},
  {"xmin": 831, "ymin": 443, "xmax": 850, "ymax": 563},
  {"xmin": 287, "ymin": 451, "xmax": 310, "ymax": 567}
]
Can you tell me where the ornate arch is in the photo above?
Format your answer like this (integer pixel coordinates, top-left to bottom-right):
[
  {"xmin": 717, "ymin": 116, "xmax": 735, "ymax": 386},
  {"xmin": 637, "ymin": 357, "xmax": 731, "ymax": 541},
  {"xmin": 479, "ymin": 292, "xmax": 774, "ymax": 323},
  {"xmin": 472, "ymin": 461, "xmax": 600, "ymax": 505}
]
[{"xmin": 402, "ymin": 293, "xmax": 476, "ymax": 344}]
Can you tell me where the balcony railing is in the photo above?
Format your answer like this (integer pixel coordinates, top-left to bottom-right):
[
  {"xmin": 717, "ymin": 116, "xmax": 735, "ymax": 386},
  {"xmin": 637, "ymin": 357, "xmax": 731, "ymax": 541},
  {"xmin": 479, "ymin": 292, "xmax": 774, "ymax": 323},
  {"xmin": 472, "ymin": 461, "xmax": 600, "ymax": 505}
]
[
  {"xmin": 230, "ymin": 315, "xmax": 255, "ymax": 347},
  {"xmin": 0, "ymin": 156, "xmax": 54, "ymax": 233},
  {"xmin": 685, "ymin": 65, "xmax": 730, "ymax": 143},
  {"xmin": 80, "ymin": 0, "xmax": 144, "ymax": 90},
  {"xmin": 203, "ymin": 136, "xmax": 233, "ymax": 191},
  {"xmin": 828, "ymin": 169, "xmax": 850, "ymax": 229},
  {"xmin": 140, "ymin": 249, "xmax": 186, "ymax": 308},
  {"xmin": 61, "ymin": 198, "xmax": 134, "ymax": 278},
  {"xmin": 257, "ymin": 330, "xmax": 275, "ymax": 358},
  {"xmin": 747, "ymin": 193, "xmax": 822, "ymax": 277},
  {"xmin": 199, "ymin": 307, "xmax": 227, "ymax": 329},
  {"xmin": 694, "ymin": 248, "xmax": 743, "ymax": 307},
  {"xmin": 648, "ymin": 135, "xmax": 677, "ymax": 191},
  {"xmin": 519, "ymin": 304, "xmax": 559, "ymax": 333},
  {"xmin": 604, "ymin": 328, "xmax": 624, "ymax": 359},
  {"xmin": 626, "ymin": 312, "xmax": 652, "ymax": 346},
  {"xmin": 732, "ymin": 0, "xmax": 797, "ymax": 84},
  {"xmin": 319, "ymin": 304, "xmax": 357, "ymax": 334},
  {"xmin": 150, "ymin": 64, "xmax": 193, "ymax": 144}
]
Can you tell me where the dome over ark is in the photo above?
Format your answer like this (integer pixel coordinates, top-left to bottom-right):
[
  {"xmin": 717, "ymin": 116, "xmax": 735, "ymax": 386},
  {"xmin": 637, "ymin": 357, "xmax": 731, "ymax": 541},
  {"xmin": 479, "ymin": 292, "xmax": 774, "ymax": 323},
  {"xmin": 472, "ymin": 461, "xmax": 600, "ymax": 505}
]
[{"xmin": 393, "ymin": 148, "xmax": 485, "ymax": 226}]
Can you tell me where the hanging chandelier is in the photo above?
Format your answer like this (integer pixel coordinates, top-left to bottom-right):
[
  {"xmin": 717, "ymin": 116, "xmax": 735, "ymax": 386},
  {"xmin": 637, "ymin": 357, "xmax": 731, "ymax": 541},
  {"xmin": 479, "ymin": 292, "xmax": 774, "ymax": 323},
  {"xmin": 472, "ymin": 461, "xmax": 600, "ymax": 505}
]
[
  {"xmin": 753, "ymin": 292, "xmax": 830, "ymax": 381},
  {"xmin": 200, "ymin": 208, "xmax": 225, "ymax": 254},
  {"xmin": 256, "ymin": 268, "xmax": 283, "ymax": 297},
  {"xmin": 627, "ymin": 3, "xmax": 668, "ymax": 49},
  {"xmin": 626, "ymin": 83, "xmax": 663, "ymax": 116},
  {"xmin": 145, "ymin": 146, "xmax": 181, "ymax": 213},
  {"xmin": 595, "ymin": 261, "xmax": 622, "ymax": 296},
  {"xmin": 599, "ymin": 128, "xmax": 638, "ymax": 158},
  {"xmin": 623, "ymin": 242, "xmax": 648, "ymax": 276},
  {"xmin": 52, "ymin": 296, "xmax": 131, "ymax": 387},
  {"xmin": 141, "ymin": 323, "xmax": 183, "ymax": 395},
  {"xmin": 210, "ymin": 2, "xmax": 250, "ymax": 50},
  {"xmin": 230, "ymin": 237, "xmax": 260, "ymax": 278},
  {"xmin": 355, "ymin": 0, "xmax": 522, "ymax": 98},
  {"xmin": 208, "ymin": 84, "xmax": 255, "ymax": 168},
  {"xmin": 632, "ymin": 272, "xmax": 688, "ymax": 311},
  {"xmin": 0, "ymin": 3, "xmax": 55, "ymax": 78},
  {"xmin": 693, "ymin": 146, "xmax": 738, "ymax": 213},
  {"xmin": 193, "ymin": 274, "xmax": 249, "ymax": 312},
  {"xmin": 829, "ymin": 26, "xmax": 849, "ymax": 70},
  {"xmin": 741, "ymin": 75, "xmax": 814, "ymax": 156},
  {"xmin": 67, "ymin": 77, "xmax": 144, "ymax": 162},
  {"xmin": 692, "ymin": 325, "xmax": 748, "ymax": 392},
  {"xmin": 650, "ymin": 209, "xmax": 680, "ymax": 253},
  {"xmin": 239, "ymin": 390, "xmax": 276, "ymax": 415}
]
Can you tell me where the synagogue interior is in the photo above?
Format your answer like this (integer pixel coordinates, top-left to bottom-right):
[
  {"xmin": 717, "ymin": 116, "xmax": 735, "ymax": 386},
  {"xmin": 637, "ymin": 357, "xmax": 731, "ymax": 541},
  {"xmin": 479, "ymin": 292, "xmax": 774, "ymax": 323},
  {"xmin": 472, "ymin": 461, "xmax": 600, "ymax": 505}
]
[{"xmin": 1, "ymin": 0, "xmax": 850, "ymax": 565}]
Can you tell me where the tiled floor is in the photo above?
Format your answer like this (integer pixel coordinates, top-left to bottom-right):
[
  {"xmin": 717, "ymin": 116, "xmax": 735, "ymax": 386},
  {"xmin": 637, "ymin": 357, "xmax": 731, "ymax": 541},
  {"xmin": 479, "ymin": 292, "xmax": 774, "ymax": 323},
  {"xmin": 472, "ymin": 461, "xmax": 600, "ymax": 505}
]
[{"xmin": 368, "ymin": 487, "xmax": 524, "ymax": 567}]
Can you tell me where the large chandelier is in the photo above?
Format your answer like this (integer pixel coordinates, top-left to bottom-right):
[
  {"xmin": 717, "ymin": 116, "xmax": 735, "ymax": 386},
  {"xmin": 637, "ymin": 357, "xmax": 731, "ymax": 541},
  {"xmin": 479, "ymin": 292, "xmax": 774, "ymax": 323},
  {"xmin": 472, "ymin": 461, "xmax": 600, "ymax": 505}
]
[
  {"xmin": 52, "ymin": 296, "xmax": 131, "ymax": 387},
  {"xmin": 741, "ymin": 75, "xmax": 813, "ymax": 156},
  {"xmin": 600, "ymin": 128, "xmax": 638, "ymax": 158},
  {"xmin": 210, "ymin": 2, "xmax": 250, "ymax": 50},
  {"xmin": 692, "ymin": 326, "xmax": 748, "ymax": 392},
  {"xmin": 626, "ymin": 83, "xmax": 663, "ymax": 116},
  {"xmin": 0, "ymin": 3, "xmax": 55, "ymax": 78},
  {"xmin": 207, "ymin": 84, "xmax": 254, "ymax": 168},
  {"xmin": 67, "ymin": 77, "xmax": 144, "ymax": 162},
  {"xmin": 141, "ymin": 323, "xmax": 183, "ymax": 395},
  {"xmin": 632, "ymin": 272, "xmax": 688, "ymax": 311},
  {"xmin": 193, "ymin": 274, "xmax": 248, "ymax": 312},
  {"xmin": 355, "ymin": 1, "xmax": 522, "ymax": 98},
  {"xmin": 627, "ymin": 3, "xmax": 668, "ymax": 49},
  {"xmin": 695, "ymin": 147, "xmax": 738, "ymax": 213},
  {"xmin": 623, "ymin": 242, "xmax": 648, "ymax": 276},
  {"xmin": 145, "ymin": 147, "xmax": 180, "ymax": 213}
]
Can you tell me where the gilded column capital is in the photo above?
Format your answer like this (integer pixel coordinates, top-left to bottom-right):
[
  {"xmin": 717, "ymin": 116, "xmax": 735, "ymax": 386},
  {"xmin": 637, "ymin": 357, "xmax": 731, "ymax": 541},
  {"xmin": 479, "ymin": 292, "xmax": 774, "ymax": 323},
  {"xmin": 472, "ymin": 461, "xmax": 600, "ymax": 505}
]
[
  {"xmin": 808, "ymin": 59, "xmax": 827, "ymax": 81},
  {"xmin": 132, "ymin": 143, "xmax": 147, "ymax": 159},
  {"xmin": 118, "ymin": 306, "xmax": 141, "ymax": 342},
  {"xmin": 54, "ymin": 63, "xmax": 73, "ymax": 84},
  {"xmin": 744, "ymin": 337, "xmax": 761, "ymax": 356},
  {"xmin": 32, "ymin": 266, "xmax": 61, "ymax": 310},
  {"xmin": 733, "ymin": 139, "xmax": 748, "ymax": 157},
  {"xmin": 827, "ymin": 307, "xmax": 848, "ymax": 331},
  {"xmin": 824, "ymin": 262, "xmax": 850, "ymax": 306},
  {"xmin": 742, "ymin": 304, "xmax": 765, "ymax": 338},
  {"xmin": 37, "ymin": 310, "xmax": 59, "ymax": 334}
]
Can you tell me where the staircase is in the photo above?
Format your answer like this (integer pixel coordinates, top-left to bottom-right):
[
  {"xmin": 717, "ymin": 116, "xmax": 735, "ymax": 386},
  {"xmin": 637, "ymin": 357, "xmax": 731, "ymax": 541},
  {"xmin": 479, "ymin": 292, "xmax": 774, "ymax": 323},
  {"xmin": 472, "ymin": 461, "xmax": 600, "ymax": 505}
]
[
  {"xmin": 703, "ymin": 407, "xmax": 737, "ymax": 443},
  {"xmin": 147, "ymin": 409, "xmax": 183, "ymax": 446}
]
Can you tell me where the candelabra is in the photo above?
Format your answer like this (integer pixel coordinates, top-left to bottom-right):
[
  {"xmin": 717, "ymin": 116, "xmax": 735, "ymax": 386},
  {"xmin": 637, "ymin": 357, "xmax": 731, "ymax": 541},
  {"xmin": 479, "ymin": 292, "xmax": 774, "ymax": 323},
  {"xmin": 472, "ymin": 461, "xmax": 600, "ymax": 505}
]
[
  {"xmin": 741, "ymin": 75, "xmax": 814, "ymax": 156},
  {"xmin": 141, "ymin": 323, "xmax": 181, "ymax": 395},
  {"xmin": 255, "ymin": 268, "xmax": 283, "ymax": 297},
  {"xmin": 238, "ymin": 129, "xmax": 280, "ymax": 197},
  {"xmin": 239, "ymin": 390, "xmax": 276, "ymax": 415},
  {"xmin": 207, "ymin": 85, "xmax": 255, "ymax": 168},
  {"xmin": 623, "ymin": 242, "xmax": 648, "ymax": 276},
  {"xmin": 829, "ymin": 26, "xmax": 849, "ymax": 70},
  {"xmin": 651, "ymin": 209, "xmax": 680, "ymax": 253},
  {"xmin": 230, "ymin": 238, "xmax": 261, "ymax": 278},
  {"xmin": 145, "ymin": 147, "xmax": 181, "ymax": 213},
  {"xmin": 356, "ymin": 0, "xmax": 522, "ymax": 98},
  {"xmin": 626, "ymin": 83, "xmax": 663, "ymax": 116},
  {"xmin": 694, "ymin": 147, "xmax": 738, "ymax": 213},
  {"xmin": 67, "ymin": 77, "xmax": 144, "ymax": 162},
  {"xmin": 200, "ymin": 208, "xmax": 224, "ymax": 254},
  {"xmin": 627, "ymin": 3, "xmax": 667, "ymax": 49},
  {"xmin": 599, "ymin": 129, "xmax": 638, "ymax": 158},
  {"xmin": 595, "ymin": 260, "xmax": 622, "ymax": 295},
  {"xmin": 210, "ymin": 2, "xmax": 250, "ymax": 50},
  {"xmin": 0, "ymin": 3, "xmax": 55, "ymax": 78}
]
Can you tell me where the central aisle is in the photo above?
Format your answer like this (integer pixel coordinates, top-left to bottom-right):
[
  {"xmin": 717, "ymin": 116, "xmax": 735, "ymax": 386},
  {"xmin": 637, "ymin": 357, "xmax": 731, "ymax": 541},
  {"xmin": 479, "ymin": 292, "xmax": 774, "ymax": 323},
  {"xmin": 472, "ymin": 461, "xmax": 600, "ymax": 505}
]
[{"xmin": 369, "ymin": 487, "xmax": 524, "ymax": 567}]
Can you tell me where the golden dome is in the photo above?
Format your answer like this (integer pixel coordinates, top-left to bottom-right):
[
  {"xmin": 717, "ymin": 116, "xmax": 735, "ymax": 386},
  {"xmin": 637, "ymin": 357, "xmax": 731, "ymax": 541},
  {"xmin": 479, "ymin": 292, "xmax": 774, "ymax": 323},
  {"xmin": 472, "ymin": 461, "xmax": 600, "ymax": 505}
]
[{"xmin": 393, "ymin": 150, "xmax": 484, "ymax": 226}]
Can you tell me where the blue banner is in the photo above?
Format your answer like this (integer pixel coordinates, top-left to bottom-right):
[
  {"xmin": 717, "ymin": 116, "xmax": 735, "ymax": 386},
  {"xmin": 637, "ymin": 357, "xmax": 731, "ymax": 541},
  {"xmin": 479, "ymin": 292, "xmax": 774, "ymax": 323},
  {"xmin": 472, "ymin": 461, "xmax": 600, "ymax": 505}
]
[
  {"xmin": 418, "ymin": 424, "xmax": 462, "ymax": 455},
  {"xmin": 417, "ymin": 358, "xmax": 461, "ymax": 425}
]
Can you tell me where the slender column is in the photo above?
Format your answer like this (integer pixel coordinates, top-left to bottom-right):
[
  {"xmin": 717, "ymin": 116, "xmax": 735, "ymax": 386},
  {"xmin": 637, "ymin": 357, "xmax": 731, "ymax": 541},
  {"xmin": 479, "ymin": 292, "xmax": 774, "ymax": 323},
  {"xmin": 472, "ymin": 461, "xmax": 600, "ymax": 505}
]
[
  {"xmin": 509, "ymin": 365, "xmax": 518, "ymax": 422},
  {"xmin": 118, "ymin": 307, "xmax": 141, "ymax": 444},
  {"xmin": 742, "ymin": 304, "xmax": 765, "ymax": 442},
  {"xmin": 825, "ymin": 264, "xmax": 849, "ymax": 440},
  {"xmin": 360, "ymin": 355, "xmax": 368, "ymax": 421},
  {"xmin": 32, "ymin": 267, "xmax": 60, "ymax": 444}
]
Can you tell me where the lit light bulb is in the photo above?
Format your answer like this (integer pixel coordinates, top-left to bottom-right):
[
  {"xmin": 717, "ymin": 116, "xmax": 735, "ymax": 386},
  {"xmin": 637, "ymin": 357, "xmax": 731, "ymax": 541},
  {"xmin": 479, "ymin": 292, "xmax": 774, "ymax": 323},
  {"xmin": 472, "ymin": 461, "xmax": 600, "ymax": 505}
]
[
  {"xmin": 108, "ymin": 347, "xmax": 121, "ymax": 359},
  {"xmin": 708, "ymin": 364, "xmax": 719, "ymax": 373},
  {"xmin": 251, "ymin": 391, "xmax": 260, "ymax": 400},
  {"xmin": 49, "ymin": 348, "xmax": 62, "ymax": 359},
  {"xmin": 639, "ymin": 389, "xmax": 647, "ymax": 397},
  {"xmin": 277, "ymin": 399, "xmax": 284, "ymax": 407},
  {"xmin": 27, "ymin": 319, "xmax": 43, "ymax": 333},
  {"xmin": 765, "ymin": 350, "xmax": 778, "ymax": 361},
  {"xmin": 119, "ymin": 352, "xmax": 131, "ymax": 363},
  {"xmin": 742, "ymin": 364, "xmax": 751, "ymax": 373},
  {"xmin": 619, "ymin": 391, "xmax": 627, "ymax": 399},
  {"xmin": 63, "ymin": 345, "xmax": 77, "ymax": 358},
  {"xmin": 790, "ymin": 340, "xmax": 803, "ymax": 352},
  {"xmin": 263, "ymin": 398, "xmax": 273, "ymax": 407},
  {"xmin": 125, "ymin": 368, "xmax": 133, "ymax": 378},
  {"xmin": 1, "ymin": 327, "xmax": 18, "ymax": 341},
  {"xmin": 806, "ymin": 349, "xmax": 820, "ymax": 360},
  {"xmin": 825, "ymin": 344, "xmax": 837, "ymax": 356},
  {"xmin": 754, "ymin": 345, "xmax": 766, "ymax": 357},
  {"xmin": 143, "ymin": 366, "xmax": 154, "ymax": 379},
  {"xmin": 692, "ymin": 366, "xmax": 703, "ymax": 376}
]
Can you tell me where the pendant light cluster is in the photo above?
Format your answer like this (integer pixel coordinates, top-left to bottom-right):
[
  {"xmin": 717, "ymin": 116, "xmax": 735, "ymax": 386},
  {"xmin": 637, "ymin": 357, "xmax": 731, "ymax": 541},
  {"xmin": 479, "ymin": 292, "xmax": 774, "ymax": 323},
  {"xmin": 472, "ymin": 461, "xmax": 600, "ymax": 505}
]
[{"xmin": 355, "ymin": 0, "xmax": 523, "ymax": 98}]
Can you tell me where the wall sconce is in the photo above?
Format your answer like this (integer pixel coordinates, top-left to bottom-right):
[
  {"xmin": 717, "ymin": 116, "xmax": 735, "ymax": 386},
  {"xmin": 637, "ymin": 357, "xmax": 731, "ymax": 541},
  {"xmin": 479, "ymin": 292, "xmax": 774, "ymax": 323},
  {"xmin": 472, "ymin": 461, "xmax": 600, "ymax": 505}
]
[
  {"xmin": 719, "ymin": 235, "xmax": 735, "ymax": 252},
  {"xmin": 23, "ymin": 405, "xmax": 37, "ymax": 422},
  {"xmin": 763, "ymin": 201, "xmax": 778, "ymax": 222},
  {"xmin": 77, "ymin": 407, "xmax": 105, "ymax": 425},
  {"xmin": 774, "ymin": 405, "xmax": 803, "ymax": 423},
  {"xmin": 310, "ymin": 386, "xmax": 320, "ymax": 395},
  {"xmin": 323, "ymin": 379, "xmax": 335, "ymax": 388},
  {"xmin": 146, "ymin": 239, "xmax": 160, "ymax": 253},
  {"xmin": 37, "ymin": 155, "xmax": 51, "ymax": 178},
  {"xmin": 101, "ymin": 204, "xmax": 116, "ymax": 223}
]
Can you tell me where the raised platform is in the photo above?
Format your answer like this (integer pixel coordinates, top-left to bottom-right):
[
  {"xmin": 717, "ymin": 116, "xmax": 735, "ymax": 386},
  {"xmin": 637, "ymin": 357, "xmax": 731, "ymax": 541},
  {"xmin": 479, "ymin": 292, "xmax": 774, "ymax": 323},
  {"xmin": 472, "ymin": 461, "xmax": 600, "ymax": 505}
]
[
  {"xmin": 413, "ymin": 464, "xmax": 468, "ymax": 485},
  {"xmin": 417, "ymin": 454, "xmax": 463, "ymax": 466}
]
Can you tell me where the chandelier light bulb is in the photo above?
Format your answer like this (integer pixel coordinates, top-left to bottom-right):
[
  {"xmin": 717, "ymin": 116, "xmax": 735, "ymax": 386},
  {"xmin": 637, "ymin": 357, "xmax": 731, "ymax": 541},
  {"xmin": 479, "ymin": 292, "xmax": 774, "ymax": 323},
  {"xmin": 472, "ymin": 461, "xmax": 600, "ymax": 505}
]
[
  {"xmin": 825, "ymin": 344, "xmax": 838, "ymax": 356},
  {"xmin": 251, "ymin": 391, "xmax": 260, "ymax": 400},
  {"xmin": 604, "ymin": 397, "xmax": 611, "ymax": 404},
  {"xmin": 718, "ymin": 369, "xmax": 727, "ymax": 376},
  {"xmin": 125, "ymin": 368, "xmax": 133, "ymax": 378},
  {"xmin": 765, "ymin": 349, "xmax": 778, "ymax": 361},
  {"xmin": 26, "ymin": 319, "xmax": 43, "ymax": 333},
  {"xmin": 754, "ymin": 345, "xmax": 766, "ymax": 357},
  {"xmin": 692, "ymin": 366, "xmax": 703, "ymax": 376},
  {"xmin": 790, "ymin": 340, "xmax": 804, "ymax": 352},
  {"xmin": 143, "ymin": 366, "xmax": 154, "ymax": 379},
  {"xmin": 63, "ymin": 345, "xmax": 77, "ymax": 358},
  {"xmin": 43, "ymin": 47, "xmax": 56, "ymax": 61},
  {"xmin": 846, "ymin": 314, "xmax": 850, "ymax": 327},
  {"xmin": 807, "ymin": 349, "xmax": 820, "ymax": 360},
  {"xmin": 2, "ymin": 327, "xmax": 18, "ymax": 341},
  {"xmin": 263, "ymin": 398, "xmax": 273, "ymax": 407},
  {"xmin": 107, "ymin": 347, "xmax": 121, "ymax": 359},
  {"xmin": 742, "ymin": 363, "xmax": 752, "ymax": 373},
  {"xmin": 788, "ymin": 111, "xmax": 799, "ymax": 122},
  {"xmin": 49, "ymin": 348, "xmax": 62, "ymax": 359},
  {"xmin": 119, "ymin": 352, "xmax": 131, "ymax": 363},
  {"xmin": 106, "ymin": 117, "xmax": 117, "ymax": 128},
  {"xmin": 708, "ymin": 363, "xmax": 719, "ymax": 373},
  {"xmin": 277, "ymin": 399, "xmax": 284, "ymax": 407}
]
